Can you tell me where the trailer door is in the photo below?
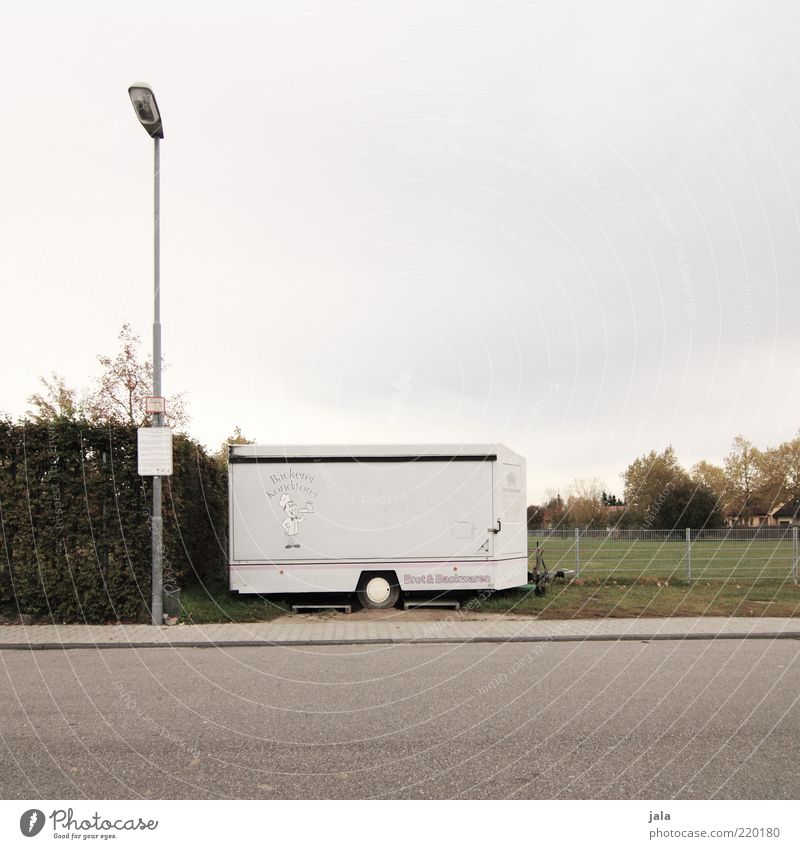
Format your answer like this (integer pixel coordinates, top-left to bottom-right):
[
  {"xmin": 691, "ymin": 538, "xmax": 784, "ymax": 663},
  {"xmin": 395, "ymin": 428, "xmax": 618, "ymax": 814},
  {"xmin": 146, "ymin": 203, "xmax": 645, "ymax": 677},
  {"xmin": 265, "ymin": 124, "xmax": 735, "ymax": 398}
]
[{"xmin": 492, "ymin": 452, "xmax": 526, "ymax": 561}]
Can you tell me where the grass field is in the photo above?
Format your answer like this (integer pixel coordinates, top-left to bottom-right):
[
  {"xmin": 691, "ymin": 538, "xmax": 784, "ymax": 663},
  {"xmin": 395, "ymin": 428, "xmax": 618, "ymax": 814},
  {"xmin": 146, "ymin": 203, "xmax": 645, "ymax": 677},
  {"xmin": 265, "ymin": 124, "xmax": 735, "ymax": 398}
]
[
  {"xmin": 170, "ymin": 534, "xmax": 800, "ymax": 623},
  {"xmin": 530, "ymin": 535, "xmax": 797, "ymax": 580},
  {"xmin": 175, "ymin": 577, "xmax": 800, "ymax": 622},
  {"xmin": 179, "ymin": 582, "xmax": 288, "ymax": 624},
  {"xmin": 483, "ymin": 577, "xmax": 800, "ymax": 618}
]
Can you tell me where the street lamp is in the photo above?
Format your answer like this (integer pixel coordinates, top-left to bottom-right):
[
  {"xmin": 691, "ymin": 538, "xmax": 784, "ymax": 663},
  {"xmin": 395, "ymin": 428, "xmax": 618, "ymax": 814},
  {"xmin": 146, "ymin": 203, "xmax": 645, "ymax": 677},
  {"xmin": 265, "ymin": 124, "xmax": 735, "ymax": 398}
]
[{"xmin": 128, "ymin": 82, "xmax": 165, "ymax": 626}]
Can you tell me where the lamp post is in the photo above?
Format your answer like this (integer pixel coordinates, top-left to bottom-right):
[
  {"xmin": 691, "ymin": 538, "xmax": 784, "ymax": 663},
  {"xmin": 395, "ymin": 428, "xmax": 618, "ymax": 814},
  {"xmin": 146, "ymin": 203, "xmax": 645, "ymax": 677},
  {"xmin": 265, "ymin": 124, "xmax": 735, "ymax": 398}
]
[{"xmin": 128, "ymin": 83, "xmax": 165, "ymax": 626}]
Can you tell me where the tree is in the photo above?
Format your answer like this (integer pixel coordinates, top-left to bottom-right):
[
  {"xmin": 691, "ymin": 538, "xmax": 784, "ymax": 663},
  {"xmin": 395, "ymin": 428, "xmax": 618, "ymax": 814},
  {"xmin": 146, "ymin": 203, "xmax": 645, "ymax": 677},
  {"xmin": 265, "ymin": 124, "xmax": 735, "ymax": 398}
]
[
  {"xmin": 527, "ymin": 504, "xmax": 545, "ymax": 529},
  {"xmin": 690, "ymin": 460, "xmax": 726, "ymax": 504},
  {"xmin": 27, "ymin": 373, "xmax": 82, "ymax": 422},
  {"xmin": 723, "ymin": 436, "xmax": 762, "ymax": 524},
  {"xmin": 776, "ymin": 435, "xmax": 800, "ymax": 503},
  {"xmin": 754, "ymin": 446, "xmax": 786, "ymax": 514},
  {"xmin": 84, "ymin": 323, "xmax": 188, "ymax": 429},
  {"xmin": 542, "ymin": 492, "xmax": 565, "ymax": 528},
  {"xmin": 650, "ymin": 479, "xmax": 724, "ymax": 529},
  {"xmin": 27, "ymin": 324, "xmax": 189, "ymax": 430},
  {"xmin": 215, "ymin": 425, "xmax": 256, "ymax": 465},
  {"xmin": 565, "ymin": 478, "xmax": 606, "ymax": 527},
  {"xmin": 622, "ymin": 446, "xmax": 684, "ymax": 526},
  {"xmin": 621, "ymin": 446, "xmax": 725, "ymax": 528}
]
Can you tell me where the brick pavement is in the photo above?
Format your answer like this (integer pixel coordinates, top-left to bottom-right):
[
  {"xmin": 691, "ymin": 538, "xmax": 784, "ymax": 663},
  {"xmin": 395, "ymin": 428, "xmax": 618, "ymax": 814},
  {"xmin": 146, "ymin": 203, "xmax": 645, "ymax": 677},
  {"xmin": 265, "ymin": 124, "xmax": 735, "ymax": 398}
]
[{"xmin": 0, "ymin": 616, "xmax": 797, "ymax": 648}]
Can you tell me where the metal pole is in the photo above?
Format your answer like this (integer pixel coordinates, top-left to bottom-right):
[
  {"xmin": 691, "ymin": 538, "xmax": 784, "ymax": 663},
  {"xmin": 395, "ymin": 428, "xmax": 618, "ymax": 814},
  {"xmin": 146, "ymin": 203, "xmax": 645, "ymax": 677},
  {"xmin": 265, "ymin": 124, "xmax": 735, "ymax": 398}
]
[
  {"xmin": 151, "ymin": 135, "xmax": 163, "ymax": 626},
  {"xmin": 686, "ymin": 527, "xmax": 691, "ymax": 581},
  {"xmin": 792, "ymin": 525, "xmax": 798, "ymax": 584},
  {"xmin": 575, "ymin": 527, "xmax": 580, "ymax": 578}
]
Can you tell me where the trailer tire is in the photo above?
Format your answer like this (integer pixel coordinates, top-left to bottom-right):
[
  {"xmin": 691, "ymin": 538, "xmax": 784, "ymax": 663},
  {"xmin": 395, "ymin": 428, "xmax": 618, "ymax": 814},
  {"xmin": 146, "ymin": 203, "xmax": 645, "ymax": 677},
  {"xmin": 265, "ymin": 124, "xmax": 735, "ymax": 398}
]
[{"xmin": 357, "ymin": 573, "xmax": 400, "ymax": 609}]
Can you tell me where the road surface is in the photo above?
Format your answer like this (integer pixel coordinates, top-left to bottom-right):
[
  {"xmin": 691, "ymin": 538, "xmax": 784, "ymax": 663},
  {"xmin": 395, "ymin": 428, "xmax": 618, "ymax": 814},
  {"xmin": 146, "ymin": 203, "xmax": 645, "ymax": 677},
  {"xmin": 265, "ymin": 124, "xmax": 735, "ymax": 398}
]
[{"xmin": 1, "ymin": 639, "xmax": 797, "ymax": 799}]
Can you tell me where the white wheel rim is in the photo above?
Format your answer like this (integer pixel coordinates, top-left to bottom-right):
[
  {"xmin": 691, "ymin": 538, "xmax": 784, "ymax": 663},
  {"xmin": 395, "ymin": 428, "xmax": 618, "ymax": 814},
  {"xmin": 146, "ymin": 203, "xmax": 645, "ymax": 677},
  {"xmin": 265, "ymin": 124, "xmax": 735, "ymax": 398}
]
[{"xmin": 365, "ymin": 577, "xmax": 391, "ymax": 604}]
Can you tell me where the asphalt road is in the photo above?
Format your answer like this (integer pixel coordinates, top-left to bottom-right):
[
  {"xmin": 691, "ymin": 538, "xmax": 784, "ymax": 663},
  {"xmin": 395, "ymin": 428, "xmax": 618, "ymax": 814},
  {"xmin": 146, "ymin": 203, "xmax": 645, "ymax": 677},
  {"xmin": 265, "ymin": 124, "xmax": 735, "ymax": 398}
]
[{"xmin": 1, "ymin": 639, "xmax": 797, "ymax": 799}]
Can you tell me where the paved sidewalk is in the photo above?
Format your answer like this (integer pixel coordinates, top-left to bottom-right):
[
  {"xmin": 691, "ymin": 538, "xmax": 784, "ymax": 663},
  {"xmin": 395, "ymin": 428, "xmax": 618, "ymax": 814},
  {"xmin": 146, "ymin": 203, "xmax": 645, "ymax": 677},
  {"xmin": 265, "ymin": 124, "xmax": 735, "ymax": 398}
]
[{"xmin": 0, "ymin": 616, "xmax": 798, "ymax": 649}]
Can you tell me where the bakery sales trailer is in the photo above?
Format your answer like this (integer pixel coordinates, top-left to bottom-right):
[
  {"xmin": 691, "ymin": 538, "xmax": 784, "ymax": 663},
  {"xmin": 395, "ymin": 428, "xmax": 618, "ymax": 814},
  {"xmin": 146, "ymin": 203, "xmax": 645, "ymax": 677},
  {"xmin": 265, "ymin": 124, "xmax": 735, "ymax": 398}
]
[{"xmin": 228, "ymin": 444, "xmax": 527, "ymax": 608}]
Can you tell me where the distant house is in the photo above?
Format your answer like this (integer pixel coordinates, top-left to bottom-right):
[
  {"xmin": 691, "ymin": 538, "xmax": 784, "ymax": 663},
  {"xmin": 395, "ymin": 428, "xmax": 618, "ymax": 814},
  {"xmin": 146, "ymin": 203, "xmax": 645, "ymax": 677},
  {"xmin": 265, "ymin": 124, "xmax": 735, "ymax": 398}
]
[
  {"xmin": 730, "ymin": 500, "xmax": 800, "ymax": 528},
  {"xmin": 745, "ymin": 506, "xmax": 782, "ymax": 528},
  {"xmin": 726, "ymin": 505, "xmax": 782, "ymax": 527},
  {"xmin": 773, "ymin": 499, "xmax": 800, "ymax": 527}
]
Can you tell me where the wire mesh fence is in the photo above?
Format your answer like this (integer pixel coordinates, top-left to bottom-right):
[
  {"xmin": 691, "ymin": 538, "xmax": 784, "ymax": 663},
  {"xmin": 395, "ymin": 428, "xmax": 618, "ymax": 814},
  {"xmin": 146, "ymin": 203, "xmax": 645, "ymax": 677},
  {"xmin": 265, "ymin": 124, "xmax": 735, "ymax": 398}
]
[{"xmin": 528, "ymin": 527, "xmax": 799, "ymax": 581}]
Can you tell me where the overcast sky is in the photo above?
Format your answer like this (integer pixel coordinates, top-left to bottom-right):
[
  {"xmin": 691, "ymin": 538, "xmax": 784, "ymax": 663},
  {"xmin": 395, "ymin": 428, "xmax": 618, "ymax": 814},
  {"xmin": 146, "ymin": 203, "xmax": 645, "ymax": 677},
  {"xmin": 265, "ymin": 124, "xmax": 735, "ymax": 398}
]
[{"xmin": 2, "ymin": 0, "xmax": 799, "ymax": 500}]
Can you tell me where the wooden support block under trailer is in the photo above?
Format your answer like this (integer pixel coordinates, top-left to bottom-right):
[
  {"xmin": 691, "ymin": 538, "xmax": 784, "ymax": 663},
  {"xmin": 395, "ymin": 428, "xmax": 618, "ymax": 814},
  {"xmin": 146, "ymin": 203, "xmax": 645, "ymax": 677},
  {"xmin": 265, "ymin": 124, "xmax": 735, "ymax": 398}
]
[
  {"xmin": 403, "ymin": 599, "xmax": 461, "ymax": 611},
  {"xmin": 291, "ymin": 604, "xmax": 352, "ymax": 614}
]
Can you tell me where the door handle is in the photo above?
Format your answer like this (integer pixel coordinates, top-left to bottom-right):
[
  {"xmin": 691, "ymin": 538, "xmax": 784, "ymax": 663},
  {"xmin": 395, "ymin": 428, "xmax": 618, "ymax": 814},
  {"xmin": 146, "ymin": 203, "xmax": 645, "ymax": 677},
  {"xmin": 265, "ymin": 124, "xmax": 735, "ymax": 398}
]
[{"xmin": 488, "ymin": 520, "xmax": 502, "ymax": 534}]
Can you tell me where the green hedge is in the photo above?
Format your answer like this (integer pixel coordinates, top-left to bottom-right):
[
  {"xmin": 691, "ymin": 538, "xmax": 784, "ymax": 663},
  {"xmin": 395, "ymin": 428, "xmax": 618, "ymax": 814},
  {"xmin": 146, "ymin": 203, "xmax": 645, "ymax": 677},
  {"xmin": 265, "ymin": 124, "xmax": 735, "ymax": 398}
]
[{"xmin": 0, "ymin": 420, "xmax": 227, "ymax": 622}]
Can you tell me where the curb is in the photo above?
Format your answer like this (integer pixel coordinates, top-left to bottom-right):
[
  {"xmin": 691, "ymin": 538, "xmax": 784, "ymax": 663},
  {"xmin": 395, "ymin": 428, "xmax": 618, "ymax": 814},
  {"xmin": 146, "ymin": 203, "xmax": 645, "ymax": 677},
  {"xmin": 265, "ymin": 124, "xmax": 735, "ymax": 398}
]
[{"xmin": 1, "ymin": 631, "xmax": 798, "ymax": 650}]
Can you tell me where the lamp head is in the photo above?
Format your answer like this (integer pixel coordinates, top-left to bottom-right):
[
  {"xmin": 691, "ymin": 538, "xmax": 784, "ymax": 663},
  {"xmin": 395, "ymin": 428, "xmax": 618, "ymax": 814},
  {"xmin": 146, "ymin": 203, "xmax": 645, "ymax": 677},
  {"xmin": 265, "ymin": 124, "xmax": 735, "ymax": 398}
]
[{"xmin": 128, "ymin": 83, "xmax": 164, "ymax": 139}]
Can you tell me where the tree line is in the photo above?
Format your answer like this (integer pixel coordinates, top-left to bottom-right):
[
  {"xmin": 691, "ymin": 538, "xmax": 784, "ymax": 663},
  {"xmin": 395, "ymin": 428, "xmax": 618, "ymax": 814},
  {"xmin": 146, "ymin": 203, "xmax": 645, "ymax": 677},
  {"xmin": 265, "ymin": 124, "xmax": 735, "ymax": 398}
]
[
  {"xmin": 1, "ymin": 324, "xmax": 236, "ymax": 622},
  {"xmin": 527, "ymin": 436, "xmax": 800, "ymax": 530},
  {"xmin": 0, "ymin": 419, "xmax": 227, "ymax": 621},
  {"xmin": 8, "ymin": 321, "xmax": 800, "ymax": 614},
  {"xmin": 24, "ymin": 322, "xmax": 248, "ymax": 459}
]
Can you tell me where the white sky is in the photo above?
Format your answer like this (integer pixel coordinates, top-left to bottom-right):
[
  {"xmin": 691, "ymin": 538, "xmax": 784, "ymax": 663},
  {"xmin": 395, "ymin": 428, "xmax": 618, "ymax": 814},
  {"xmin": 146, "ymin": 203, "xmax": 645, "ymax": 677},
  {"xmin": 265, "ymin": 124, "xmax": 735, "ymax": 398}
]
[{"xmin": 1, "ymin": 0, "xmax": 799, "ymax": 501}]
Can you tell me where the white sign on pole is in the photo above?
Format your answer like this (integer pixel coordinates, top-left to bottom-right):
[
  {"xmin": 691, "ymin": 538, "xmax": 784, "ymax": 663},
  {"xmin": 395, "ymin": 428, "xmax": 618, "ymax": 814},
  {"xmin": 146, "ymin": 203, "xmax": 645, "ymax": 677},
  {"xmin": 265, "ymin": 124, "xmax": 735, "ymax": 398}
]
[
  {"xmin": 138, "ymin": 427, "xmax": 173, "ymax": 476},
  {"xmin": 145, "ymin": 396, "xmax": 166, "ymax": 414}
]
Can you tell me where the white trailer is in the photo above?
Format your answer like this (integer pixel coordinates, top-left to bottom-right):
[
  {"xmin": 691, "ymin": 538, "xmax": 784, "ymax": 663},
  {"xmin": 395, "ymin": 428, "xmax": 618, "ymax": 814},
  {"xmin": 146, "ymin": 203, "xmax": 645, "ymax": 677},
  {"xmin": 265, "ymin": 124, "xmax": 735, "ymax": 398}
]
[{"xmin": 228, "ymin": 443, "xmax": 527, "ymax": 608}]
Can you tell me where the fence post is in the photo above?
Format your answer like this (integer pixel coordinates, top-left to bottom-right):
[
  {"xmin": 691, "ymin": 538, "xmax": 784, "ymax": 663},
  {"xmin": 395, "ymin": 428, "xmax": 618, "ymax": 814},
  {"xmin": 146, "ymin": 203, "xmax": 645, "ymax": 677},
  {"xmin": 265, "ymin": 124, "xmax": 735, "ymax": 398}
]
[
  {"xmin": 575, "ymin": 527, "xmax": 580, "ymax": 578},
  {"xmin": 686, "ymin": 527, "xmax": 692, "ymax": 581},
  {"xmin": 793, "ymin": 526, "xmax": 798, "ymax": 584}
]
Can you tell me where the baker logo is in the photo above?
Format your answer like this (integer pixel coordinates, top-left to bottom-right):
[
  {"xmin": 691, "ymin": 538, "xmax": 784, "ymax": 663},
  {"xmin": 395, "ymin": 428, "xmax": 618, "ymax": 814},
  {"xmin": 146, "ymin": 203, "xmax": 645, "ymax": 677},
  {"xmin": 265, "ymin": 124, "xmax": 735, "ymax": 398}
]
[
  {"xmin": 19, "ymin": 809, "xmax": 45, "ymax": 837},
  {"xmin": 265, "ymin": 468, "xmax": 318, "ymax": 549},
  {"xmin": 279, "ymin": 492, "xmax": 315, "ymax": 549}
]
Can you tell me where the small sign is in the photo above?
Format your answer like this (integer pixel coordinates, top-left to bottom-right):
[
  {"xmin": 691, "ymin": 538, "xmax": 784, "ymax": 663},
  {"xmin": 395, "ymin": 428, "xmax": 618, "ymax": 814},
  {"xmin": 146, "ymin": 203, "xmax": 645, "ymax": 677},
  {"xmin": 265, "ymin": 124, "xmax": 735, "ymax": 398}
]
[
  {"xmin": 138, "ymin": 427, "xmax": 173, "ymax": 476},
  {"xmin": 145, "ymin": 396, "xmax": 166, "ymax": 414}
]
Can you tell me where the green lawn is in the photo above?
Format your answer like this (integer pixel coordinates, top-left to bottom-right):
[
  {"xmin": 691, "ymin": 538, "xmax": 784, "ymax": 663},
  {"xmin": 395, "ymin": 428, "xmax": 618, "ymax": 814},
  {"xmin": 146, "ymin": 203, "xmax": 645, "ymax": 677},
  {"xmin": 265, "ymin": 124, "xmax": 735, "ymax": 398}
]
[
  {"xmin": 173, "ymin": 535, "xmax": 799, "ymax": 623},
  {"xmin": 531, "ymin": 536, "xmax": 796, "ymax": 581},
  {"xmin": 482, "ymin": 577, "xmax": 800, "ymax": 618},
  {"xmin": 178, "ymin": 583, "xmax": 288, "ymax": 624},
  {"xmin": 176, "ymin": 576, "xmax": 799, "ymax": 623}
]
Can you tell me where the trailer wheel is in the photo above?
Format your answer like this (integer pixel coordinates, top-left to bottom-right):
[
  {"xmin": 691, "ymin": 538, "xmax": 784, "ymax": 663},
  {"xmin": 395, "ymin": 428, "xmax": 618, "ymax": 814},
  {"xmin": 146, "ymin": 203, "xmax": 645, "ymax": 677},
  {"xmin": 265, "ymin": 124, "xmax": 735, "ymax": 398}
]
[{"xmin": 357, "ymin": 573, "xmax": 400, "ymax": 609}]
